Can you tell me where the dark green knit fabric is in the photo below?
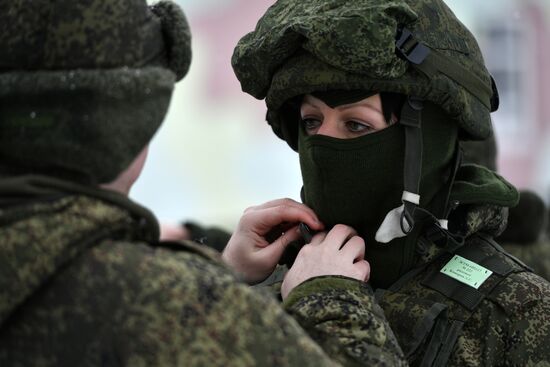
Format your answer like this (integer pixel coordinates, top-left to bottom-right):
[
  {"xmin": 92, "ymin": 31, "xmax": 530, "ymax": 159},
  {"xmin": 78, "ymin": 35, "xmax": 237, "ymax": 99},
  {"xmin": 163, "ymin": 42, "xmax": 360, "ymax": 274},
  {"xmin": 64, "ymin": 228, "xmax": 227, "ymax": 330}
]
[{"xmin": 298, "ymin": 102, "xmax": 459, "ymax": 288}]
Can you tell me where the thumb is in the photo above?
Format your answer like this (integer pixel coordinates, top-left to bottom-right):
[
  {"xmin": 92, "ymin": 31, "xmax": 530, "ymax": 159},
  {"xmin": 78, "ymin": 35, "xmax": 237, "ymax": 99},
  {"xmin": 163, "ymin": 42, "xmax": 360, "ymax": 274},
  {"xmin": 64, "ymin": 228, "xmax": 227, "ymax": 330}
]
[{"xmin": 260, "ymin": 225, "xmax": 301, "ymax": 262}]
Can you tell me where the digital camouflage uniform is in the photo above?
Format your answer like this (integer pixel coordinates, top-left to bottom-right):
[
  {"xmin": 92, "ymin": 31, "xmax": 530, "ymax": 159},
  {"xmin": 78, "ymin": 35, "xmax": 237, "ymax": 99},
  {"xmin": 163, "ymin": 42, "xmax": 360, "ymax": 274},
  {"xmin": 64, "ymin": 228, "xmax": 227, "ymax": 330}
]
[
  {"xmin": 0, "ymin": 0, "xmax": 407, "ymax": 366},
  {"xmin": 232, "ymin": 0, "xmax": 550, "ymax": 365},
  {"xmin": 0, "ymin": 176, "xmax": 405, "ymax": 366}
]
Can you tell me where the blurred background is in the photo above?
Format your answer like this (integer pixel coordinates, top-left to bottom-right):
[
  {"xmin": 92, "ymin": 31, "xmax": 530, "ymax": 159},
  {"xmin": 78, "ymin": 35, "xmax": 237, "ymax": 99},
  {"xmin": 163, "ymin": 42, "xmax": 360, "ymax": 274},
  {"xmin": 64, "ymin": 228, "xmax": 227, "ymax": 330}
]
[{"xmin": 135, "ymin": 0, "xmax": 550, "ymax": 232}]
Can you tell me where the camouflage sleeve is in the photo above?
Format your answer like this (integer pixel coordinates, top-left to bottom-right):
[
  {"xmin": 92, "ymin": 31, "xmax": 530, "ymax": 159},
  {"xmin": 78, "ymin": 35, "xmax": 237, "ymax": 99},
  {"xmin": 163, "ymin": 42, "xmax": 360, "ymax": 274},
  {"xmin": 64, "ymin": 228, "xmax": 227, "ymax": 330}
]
[
  {"xmin": 497, "ymin": 272, "xmax": 550, "ymax": 366},
  {"xmin": 283, "ymin": 276, "xmax": 407, "ymax": 367},
  {"xmin": 101, "ymin": 241, "xmax": 405, "ymax": 366}
]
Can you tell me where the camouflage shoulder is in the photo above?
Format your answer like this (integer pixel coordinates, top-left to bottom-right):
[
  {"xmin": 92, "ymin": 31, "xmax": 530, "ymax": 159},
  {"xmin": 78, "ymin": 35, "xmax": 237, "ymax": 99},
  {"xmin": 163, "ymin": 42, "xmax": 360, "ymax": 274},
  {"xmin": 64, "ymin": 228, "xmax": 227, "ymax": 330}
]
[
  {"xmin": 486, "ymin": 271, "xmax": 550, "ymax": 365},
  {"xmin": 466, "ymin": 234, "xmax": 550, "ymax": 314},
  {"xmin": 487, "ymin": 270, "xmax": 550, "ymax": 316}
]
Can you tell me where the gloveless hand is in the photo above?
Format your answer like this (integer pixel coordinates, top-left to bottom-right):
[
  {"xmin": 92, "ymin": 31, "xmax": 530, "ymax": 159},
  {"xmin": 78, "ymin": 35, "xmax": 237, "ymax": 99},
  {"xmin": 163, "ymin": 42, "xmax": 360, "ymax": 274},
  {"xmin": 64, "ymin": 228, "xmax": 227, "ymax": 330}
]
[
  {"xmin": 281, "ymin": 224, "xmax": 370, "ymax": 300},
  {"xmin": 222, "ymin": 198, "xmax": 324, "ymax": 284}
]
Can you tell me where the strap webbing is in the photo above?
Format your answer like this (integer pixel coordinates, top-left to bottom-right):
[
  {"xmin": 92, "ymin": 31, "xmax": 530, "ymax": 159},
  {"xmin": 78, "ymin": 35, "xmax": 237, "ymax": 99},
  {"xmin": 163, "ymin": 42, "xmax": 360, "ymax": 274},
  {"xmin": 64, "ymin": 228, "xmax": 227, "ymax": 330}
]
[
  {"xmin": 396, "ymin": 27, "xmax": 494, "ymax": 110},
  {"xmin": 419, "ymin": 309, "xmax": 448, "ymax": 367},
  {"xmin": 415, "ymin": 50, "xmax": 493, "ymax": 110},
  {"xmin": 456, "ymin": 240, "xmax": 515, "ymax": 277},
  {"xmin": 400, "ymin": 97, "xmax": 423, "ymax": 195},
  {"xmin": 399, "ymin": 97, "xmax": 424, "ymax": 232},
  {"xmin": 477, "ymin": 233, "xmax": 533, "ymax": 272},
  {"xmin": 411, "ymin": 303, "xmax": 447, "ymax": 360},
  {"xmin": 433, "ymin": 321, "xmax": 465, "ymax": 366},
  {"xmin": 422, "ymin": 267, "xmax": 485, "ymax": 310}
]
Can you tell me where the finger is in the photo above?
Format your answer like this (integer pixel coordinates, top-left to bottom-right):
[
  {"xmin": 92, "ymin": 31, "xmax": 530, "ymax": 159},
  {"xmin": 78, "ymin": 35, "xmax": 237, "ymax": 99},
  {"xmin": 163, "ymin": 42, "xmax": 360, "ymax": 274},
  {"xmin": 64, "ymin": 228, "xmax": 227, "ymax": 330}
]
[
  {"xmin": 281, "ymin": 225, "xmax": 303, "ymax": 245},
  {"xmin": 340, "ymin": 236, "xmax": 365, "ymax": 262},
  {"xmin": 260, "ymin": 225, "xmax": 301, "ymax": 262},
  {"xmin": 323, "ymin": 224, "xmax": 358, "ymax": 251},
  {"xmin": 244, "ymin": 205, "xmax": 323, "ymax": 235},
  {"xmin": 354, "ymin": 260, "xmax": 371, "ymax": 282},
  {"xmin": 309, "ymin": 231, "xmax": 327, "ymax": 246},
  {"xmin": 245, "ymin": 199, "xmax": 323, "ymax": 230},
  {"xmin": 248, "ymin": 198, "xmax": 302, "ymax": 211}
]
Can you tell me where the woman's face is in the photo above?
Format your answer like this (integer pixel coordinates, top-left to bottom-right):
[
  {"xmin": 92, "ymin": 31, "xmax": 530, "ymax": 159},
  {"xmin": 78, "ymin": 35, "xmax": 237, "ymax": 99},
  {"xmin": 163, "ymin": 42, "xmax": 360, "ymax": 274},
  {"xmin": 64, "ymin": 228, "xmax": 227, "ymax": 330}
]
[{"xmin": 300, "ymin": 94, "xmax": 389, "ymax": 139}]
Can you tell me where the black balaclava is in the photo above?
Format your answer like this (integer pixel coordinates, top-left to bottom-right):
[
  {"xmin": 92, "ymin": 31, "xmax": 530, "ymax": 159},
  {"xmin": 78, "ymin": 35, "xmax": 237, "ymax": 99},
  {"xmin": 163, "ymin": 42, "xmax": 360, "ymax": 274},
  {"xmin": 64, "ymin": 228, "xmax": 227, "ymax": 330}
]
[{"xmin": 298, "ymin": 91, "xmax": 458, "ymax": 288}]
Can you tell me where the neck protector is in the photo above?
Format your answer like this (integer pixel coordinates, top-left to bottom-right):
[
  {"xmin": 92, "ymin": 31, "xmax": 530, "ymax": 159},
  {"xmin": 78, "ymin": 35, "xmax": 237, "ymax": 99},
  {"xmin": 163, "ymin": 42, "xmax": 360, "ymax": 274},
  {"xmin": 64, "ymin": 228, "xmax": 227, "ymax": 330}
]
[{"xmin": 298, "ymin": 102, "xmax": 458, "ymax": 288}]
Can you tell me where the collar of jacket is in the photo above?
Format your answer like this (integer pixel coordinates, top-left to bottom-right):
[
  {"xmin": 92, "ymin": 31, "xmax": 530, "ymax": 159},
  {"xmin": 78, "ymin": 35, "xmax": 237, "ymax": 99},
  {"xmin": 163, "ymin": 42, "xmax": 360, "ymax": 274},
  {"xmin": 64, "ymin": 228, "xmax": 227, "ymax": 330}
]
[
  {"xmin": 0, "ymin": 174, "xmax": 160, "ymax": 327},
  {"xmin": 0, "ymin": 173, "xmax": 159, "ymax": 238}
]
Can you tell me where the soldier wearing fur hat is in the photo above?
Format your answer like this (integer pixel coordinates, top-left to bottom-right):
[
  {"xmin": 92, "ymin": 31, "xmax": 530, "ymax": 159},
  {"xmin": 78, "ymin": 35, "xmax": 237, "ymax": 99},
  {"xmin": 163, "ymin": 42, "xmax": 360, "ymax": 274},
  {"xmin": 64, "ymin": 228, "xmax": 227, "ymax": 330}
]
[
  {"xmin": 0, "ymin": 1, "xmax": 407, "ymax": 366},
  {"xmin": 229, "ymin": 0, "xmax": 550, "ymax": 365}
]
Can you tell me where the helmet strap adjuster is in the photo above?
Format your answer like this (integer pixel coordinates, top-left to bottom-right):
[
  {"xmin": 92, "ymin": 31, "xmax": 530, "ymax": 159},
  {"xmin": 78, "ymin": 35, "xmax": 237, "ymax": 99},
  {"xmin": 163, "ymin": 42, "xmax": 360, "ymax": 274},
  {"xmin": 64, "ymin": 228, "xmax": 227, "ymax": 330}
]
[{"xmin": 395, "ymin": 27, "xmax": 430, "ymax": 65}]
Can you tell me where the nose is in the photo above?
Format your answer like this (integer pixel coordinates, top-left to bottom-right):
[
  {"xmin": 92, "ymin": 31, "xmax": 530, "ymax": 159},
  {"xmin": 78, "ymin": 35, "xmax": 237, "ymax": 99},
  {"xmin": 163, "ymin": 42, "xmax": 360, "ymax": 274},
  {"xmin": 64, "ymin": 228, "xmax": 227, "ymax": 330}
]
[{"xmin": 316, "ymin": 116, "xmax": 342, "ymax": 138}]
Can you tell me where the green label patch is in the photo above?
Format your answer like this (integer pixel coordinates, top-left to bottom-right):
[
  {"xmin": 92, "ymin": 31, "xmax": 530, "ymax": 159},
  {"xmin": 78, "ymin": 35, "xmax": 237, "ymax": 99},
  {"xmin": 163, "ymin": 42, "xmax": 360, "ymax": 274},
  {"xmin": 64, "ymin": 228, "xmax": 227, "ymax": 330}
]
[{"xmin": 441, "ymin": 255, "xmax": 492, "ymax": 289}]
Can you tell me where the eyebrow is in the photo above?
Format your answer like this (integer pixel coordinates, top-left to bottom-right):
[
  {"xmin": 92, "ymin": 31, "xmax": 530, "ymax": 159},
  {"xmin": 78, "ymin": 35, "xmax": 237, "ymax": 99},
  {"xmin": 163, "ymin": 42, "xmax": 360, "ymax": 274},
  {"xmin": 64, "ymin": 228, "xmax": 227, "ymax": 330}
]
[
  {"xmin": 337, "ymin": 102, "xmax": 383, "ymax": 114},
  {"xmin": 301, "ymin": 100, "xmax": 383, "ymax": 115}
]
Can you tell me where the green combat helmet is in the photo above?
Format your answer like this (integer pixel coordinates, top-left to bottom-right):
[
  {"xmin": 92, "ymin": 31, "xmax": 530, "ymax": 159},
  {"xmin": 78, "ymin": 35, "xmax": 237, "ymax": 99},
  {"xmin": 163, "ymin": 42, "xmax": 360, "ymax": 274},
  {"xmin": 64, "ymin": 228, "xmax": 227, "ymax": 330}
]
[
  {"xmin": 0, "ymin": 0, "xmax": 191, "ymax": 184},
  {"xmin": 232, "ymin": 0, "xmax": 499, "ymax": 147},
  {"xmin": 232, "ymin": 0, "xmax": 504, "ymax": 241}
]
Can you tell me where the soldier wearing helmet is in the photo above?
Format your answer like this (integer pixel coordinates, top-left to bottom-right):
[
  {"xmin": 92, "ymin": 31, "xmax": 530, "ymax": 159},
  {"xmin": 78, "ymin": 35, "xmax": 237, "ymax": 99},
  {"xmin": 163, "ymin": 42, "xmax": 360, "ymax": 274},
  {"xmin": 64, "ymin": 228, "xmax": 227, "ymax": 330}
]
[
  {"xmin": 229, "ymin": 0, "xmax": 550, "ymax": 365},
  {"xmin": 0, "ymin": 0, "xmax": 407, "ymax": 365}
]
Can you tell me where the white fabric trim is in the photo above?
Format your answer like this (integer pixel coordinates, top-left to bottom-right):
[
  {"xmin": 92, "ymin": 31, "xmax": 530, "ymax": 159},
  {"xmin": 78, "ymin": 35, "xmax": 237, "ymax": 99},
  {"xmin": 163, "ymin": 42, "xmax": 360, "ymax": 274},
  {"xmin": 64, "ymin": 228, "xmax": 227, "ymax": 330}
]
[
  {"xmin": 401, "ymin": 191, "xmax": 420, "ymax": 205},
  {"xmin": 375, "ymin": 204, "xmax": 409, "ymax": 244},
  {"xmin": 438, "ymin": 219, "xmax": 449, "ymax": 230}
]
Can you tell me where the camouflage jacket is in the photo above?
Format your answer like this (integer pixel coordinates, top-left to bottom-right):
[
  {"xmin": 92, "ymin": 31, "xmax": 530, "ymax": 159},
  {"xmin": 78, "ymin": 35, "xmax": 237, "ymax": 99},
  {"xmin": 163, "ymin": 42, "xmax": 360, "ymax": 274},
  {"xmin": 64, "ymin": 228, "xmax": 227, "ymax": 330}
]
[
  {"xmin": 376, "ymin": 204, "xmax": 550, "ymax": 366},
  {"xmin": 0, "ymin": 175, "xmax": 406, "ymax": 366},
  {"xmin": 267, "ymin": 204, "xmax": 550, "ymax": 366}
]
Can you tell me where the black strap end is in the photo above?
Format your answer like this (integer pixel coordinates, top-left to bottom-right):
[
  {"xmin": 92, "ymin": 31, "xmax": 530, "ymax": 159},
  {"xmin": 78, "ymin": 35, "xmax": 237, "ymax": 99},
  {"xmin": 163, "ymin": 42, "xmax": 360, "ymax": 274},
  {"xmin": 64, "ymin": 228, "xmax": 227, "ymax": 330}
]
[{"xmin": 396, "ymin": 27, "xmax": 431, "ymax": 65}]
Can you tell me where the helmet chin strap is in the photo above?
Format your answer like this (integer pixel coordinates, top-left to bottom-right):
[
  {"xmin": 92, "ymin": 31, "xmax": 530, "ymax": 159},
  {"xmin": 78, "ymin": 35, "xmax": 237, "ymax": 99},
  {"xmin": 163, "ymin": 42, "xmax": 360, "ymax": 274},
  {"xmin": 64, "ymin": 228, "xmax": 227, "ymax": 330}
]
[
  {"xmin": 376, "ymin": 96, "xmax": 423, "ymax": 243},
  {"xmin": 376, "ymin": 27, "xmax": 479, "ymax": 245},
  {"xmin": 375, "ymin": 96, "xmax": 463, "ymax": 245}
]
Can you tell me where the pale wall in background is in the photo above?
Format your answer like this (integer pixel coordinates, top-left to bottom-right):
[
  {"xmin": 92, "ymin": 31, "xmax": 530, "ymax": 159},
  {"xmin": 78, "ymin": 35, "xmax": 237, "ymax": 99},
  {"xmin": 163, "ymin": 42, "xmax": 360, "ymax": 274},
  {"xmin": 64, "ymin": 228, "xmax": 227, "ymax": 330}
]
[{"xmin": 135, "ymin": 0, "xmax": 550, "ymax": 231}]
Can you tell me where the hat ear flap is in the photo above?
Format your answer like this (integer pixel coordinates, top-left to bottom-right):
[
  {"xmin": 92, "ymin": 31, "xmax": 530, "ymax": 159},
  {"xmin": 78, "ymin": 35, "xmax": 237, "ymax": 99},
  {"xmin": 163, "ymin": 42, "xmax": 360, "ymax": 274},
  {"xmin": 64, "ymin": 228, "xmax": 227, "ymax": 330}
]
[{"xmin": 150, "ymin": 1, "xmax": 192, "ymax": 81}]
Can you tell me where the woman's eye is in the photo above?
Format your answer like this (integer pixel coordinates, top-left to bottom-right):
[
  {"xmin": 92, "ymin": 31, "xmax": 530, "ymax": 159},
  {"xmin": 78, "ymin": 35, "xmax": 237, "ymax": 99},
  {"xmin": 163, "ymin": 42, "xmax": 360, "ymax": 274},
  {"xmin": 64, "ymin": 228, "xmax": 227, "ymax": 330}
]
[
  {"xmin": 301, "ymin": 118, "xmax": 321, "ymax": 132},
  {"xmin": 346, "ymin": 120, "xmax": 372, "ymax": 133}
]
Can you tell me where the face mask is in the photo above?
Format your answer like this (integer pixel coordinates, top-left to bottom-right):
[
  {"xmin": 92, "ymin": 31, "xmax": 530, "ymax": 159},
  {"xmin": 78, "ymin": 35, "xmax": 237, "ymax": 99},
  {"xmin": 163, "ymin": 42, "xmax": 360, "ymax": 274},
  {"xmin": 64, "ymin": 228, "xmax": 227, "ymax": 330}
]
[
  {"xmin": 299, "ymin": 124, "xmax": 407, "ymax": 287},
  {"xmin": 298, "ymin": 104, "xmax": 458, "ymax": 288}
]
